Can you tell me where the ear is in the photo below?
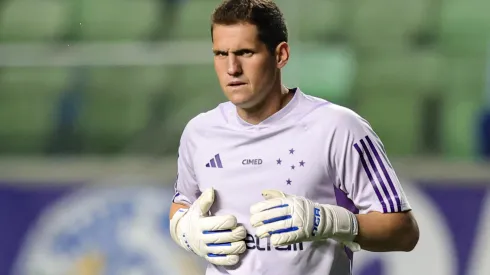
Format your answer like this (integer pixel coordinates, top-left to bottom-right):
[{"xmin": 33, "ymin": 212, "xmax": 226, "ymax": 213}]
[{"xmin": 275, "ymin": 42, "xmax": 290, "ymax": 69}]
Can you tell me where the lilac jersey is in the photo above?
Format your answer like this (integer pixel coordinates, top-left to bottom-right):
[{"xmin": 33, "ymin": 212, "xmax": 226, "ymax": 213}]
[{"xmin": 173, "ymin": 88, "xmax": 411, "ymax": 275}]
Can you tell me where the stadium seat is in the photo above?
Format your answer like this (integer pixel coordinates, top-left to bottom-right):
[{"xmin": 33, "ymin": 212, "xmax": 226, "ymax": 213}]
[
  {"xmin": 282, "ymin": 43, "xmax": 356, "ymax": 105},
  {"xmin": 172, "ymin": 1, "xmax": 218, "ymax": 40},
  {"xmin": 436, "ymin": 0, "xmax": 489, "ymax": 158},
  {"xmin": 439, "ymin": 0, "xmax": 490, "ymax": 56},
  {"xmin": 441, "ymin": 95, "xmax": 482, "ymax": 159},
  {"xmin": 0, "ymin": 68, "xmax": 68, "ymax": 153},
  {"xmin": 348, "ymin": 0, "xmax": 429, "ymax": 52},
  {"xmin": 171, "ymin": 64, "xmax": 226, "ymax": 115},
  {"xmin": 80, "ymin": 67, "xmax": 156, "ymax": 153},
  {"xmin": 78, "ymin": 0, "xmax": 154, "ymax": 41},
  {"xmin": 0, "ymin": 0, "xmax": 64, "ymax": 41},
  {"xmin": 442, "ymin": 58, "xmax": 486, "ymax": 97},
  {"xmin": 80, "ymin": 64, "xmax": 223, "ymax": 153},
  {"xmin": 286, "ymin": 0, "xmax": 340, "ymax": 40},
  {"xmin": 355, "ymin": 51, "xmax": 443, "ymax": 96},
  {"xmin": 0, "ymin": 0, "xmax": 487, "ymax": 159},
  {"xmin": 440, "ymin": 0, "xmax": 490, "ymax": 36},
  {"xmin": 354, "ymin": 94, "xmax": 420, "ymax": 156}
]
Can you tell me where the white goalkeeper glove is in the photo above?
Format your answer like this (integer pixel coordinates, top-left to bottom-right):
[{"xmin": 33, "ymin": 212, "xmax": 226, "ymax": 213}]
[
  {"xmin": 170, "ymin": 188, "xmax": 247, "ymax": 265},
  {"xmin": 250, "ymin": 190, "xmax": 360, "ymax": 251}
]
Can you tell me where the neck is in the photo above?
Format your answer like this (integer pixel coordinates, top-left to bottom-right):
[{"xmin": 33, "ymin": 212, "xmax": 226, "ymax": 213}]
[{"xmin": 237, "ymin": 84, "xmax": 293, "ymax": 125}]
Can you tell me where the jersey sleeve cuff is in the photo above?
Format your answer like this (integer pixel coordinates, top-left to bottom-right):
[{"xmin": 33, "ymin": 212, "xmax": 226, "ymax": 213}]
[{"xmin": 172, "ymin": 192, "xmax": 192, "ymax": 205}]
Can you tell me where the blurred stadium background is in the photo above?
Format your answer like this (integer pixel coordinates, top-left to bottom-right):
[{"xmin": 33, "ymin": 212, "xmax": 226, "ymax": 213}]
[{"xmin": 0, "ymin": 0, "xmax": 489, "ymax": 274}]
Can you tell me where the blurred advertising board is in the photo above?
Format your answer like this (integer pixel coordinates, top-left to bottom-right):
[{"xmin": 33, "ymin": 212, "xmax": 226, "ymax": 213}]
[
  {"xmin": 0, "ymin": 176, "xmax": 205, "ymax": 275},
  {"xmin": 0, "ymin": 175, "xmax": 489, "ymax": 275}
]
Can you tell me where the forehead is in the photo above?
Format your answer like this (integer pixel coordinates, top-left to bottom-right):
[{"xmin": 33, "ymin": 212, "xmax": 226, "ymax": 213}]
[{"xmin": 212, "ymin": 23, "xmax": 262, "ymax": 49}]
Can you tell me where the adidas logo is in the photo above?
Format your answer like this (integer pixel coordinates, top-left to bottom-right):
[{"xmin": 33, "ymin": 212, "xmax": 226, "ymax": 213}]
[{"xmin": 205, "ymin": 154, "xmax": 223, "ymax": 168}]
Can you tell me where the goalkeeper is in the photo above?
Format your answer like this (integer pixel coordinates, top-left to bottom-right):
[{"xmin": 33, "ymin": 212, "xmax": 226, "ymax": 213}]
[{"xmin": 169, "ymin": 0, "xmax": 419, "ymax": 274}]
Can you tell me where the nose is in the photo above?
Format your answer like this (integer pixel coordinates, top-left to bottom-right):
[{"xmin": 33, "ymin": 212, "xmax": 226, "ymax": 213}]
[{"xmin": 227, "ymin": 55, "xmax": 242, "ymax": 77}]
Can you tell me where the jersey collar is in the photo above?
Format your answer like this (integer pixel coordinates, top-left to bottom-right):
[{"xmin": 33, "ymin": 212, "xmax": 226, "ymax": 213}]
[{"xmin": 234, "ymin": 87, "xmax": 302, "ymax": 129}]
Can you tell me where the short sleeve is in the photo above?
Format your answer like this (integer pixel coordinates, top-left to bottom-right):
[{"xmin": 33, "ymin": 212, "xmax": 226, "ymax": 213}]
[
  {"xmin": 172, "ymin": 123, "xmax": 201, "ymax": 206},
  {"xmin": 329, "ymin": 109, "xmax": 411, "ymax": 214}
]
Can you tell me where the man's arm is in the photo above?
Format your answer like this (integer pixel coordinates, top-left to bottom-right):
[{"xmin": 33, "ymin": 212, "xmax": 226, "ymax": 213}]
[
  {"xmin": 171, "ymin": 120, "xmax": 200, "ymax": 219},
  {"xmin": 355, "ymin": 211, "xmax": 419, "ymax": 252},
  {"xmin": 250, "ymin": 109, "xmax": 420, "ymax": 251},
  {"xmin": 169, "ymin": 202, "xmax": 190, "ymax": 219},
  {"xmin": 328, "ymin": 109, "xmax": 419, "ymax": 252},
  {"xmin": 250, "ymin": 191, "xmax": 419, "ymax": 251}
]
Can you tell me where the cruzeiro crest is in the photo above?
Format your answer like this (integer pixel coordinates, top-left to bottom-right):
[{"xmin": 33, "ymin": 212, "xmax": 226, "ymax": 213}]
[
  {"xmin": 276, "ymin": 148, "xmax": 306, "ymax": 185},
  {"xmin": 12, "ymin": 177, "xmax": 204, "ymax": 275}
]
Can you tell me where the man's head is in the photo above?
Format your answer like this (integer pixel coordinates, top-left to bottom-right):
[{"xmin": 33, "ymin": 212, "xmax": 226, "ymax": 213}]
[{"xmin": 211, "ymin": 0, "xmax": 290, "ymax": 109}]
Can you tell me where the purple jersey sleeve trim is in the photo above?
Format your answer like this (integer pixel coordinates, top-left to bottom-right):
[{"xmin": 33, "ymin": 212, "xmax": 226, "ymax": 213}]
[
  {"xmin": 365, "ymin": 136, "xmax": 402, "ymax": 211},
  {"xmin": 345, "ymin": 247, "xmax": 353, "ymax": 267},
  {"xmin": 354, "ymin": 135, "xmax": 403, "ymax": 213},
  {"xmin": 172, "ymin": 192, "xmax": 180, "ymax": 202},
  {"xmin": 353, "ymin": 143, "xmax": 388, "ymax": 213},
  {"xmin": 359, "ymin": 139, "xmax": 395, "ymax": 212},
  {"xmin": 334, "ymin": 186, "xmax": 359, "ymax": 214}
]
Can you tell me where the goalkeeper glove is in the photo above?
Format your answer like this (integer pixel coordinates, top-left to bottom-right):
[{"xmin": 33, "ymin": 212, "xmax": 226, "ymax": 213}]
[
  {"xmin": 250, "ymin": 189, "xmax": 360, "ymax": 251},
  {"xmin": 170, "ymin": 188, "xmax": 247, "ymax": 265}
]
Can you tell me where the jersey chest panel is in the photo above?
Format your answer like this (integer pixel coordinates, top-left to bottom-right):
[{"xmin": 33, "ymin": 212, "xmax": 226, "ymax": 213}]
[{"xmin": 193, "ymin": 126, "xmax": 337, "ymax": 218}]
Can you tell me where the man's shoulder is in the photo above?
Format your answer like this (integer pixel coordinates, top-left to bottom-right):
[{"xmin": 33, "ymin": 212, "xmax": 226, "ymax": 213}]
[
  {"xmin": 182, "ymin": 101, "xmax": 234, "ymax": 135},
  {"xmin": 302, "ymin": 96, "xmax": 373, "ymax": 143},
  {"xmin": 301, "ymin": 94, "xmax": 365, "ymax": 128}
]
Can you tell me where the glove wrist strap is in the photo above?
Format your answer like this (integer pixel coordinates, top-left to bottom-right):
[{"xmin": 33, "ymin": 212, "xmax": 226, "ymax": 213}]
[
  {"xmin": 318, "ymin": 204, "xmax": 361, "ymax": 251},
  {"xmin": 170, "ymin": 208, "xmax": 194, "ymax": 252}
]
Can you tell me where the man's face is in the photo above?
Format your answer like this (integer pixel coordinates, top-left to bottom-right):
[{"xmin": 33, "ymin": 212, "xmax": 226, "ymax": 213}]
[{"xmin": 212, "ymin": 23, "xmax": 278, "ymax": 109}]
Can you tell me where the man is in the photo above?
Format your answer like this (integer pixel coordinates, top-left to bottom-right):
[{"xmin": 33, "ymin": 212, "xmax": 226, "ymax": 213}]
[{"xmin": 169, "ymin": 1, "xmax": 420, "ymax": 274}]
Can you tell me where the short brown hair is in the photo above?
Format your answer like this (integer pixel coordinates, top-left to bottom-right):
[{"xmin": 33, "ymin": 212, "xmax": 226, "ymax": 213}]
[{"xmin": 211, "ymin": 0, "xmax": 288, "ymax": 54}]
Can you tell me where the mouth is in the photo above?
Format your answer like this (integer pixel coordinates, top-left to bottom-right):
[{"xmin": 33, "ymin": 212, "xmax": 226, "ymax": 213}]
[{"xmin": 228, "ymin": 81, "xmax": 246, "ymax": 87}]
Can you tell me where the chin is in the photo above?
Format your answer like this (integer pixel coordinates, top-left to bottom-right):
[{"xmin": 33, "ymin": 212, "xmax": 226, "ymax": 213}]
[
  {"xmin": 229, "ymin": 97, "xmax": 255, "ymax": 109},
  {"xmin": 225, "ymin": 90, "xmax": 256, "ymax": 108}
]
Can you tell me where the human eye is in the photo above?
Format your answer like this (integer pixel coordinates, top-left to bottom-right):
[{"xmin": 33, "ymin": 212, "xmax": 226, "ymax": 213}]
[
  {"xmin": 236, "ymin": 49, "xmax": 254, "ymax": 57},
  {"xmin": 213, "ymin": 50, "xmax": 228, "ymax": 57}
]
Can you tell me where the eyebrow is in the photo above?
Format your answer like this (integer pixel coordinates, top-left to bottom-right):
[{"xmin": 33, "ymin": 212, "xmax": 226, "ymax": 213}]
[
  {"xmin": 212, "ymin": 48, "xmax": 255, "ymax": 55},
  {"xmin": 212, "ymin": 49, "xmax": 227, "ymax": 55}
]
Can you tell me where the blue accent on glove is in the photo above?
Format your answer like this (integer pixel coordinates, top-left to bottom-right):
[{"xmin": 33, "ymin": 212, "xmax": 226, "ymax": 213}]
[
  {"xmin": 207, "ymin": 253, "xmax": 227, "ymax": 257},
  {"xmin": 269, "ymin": 226, "xmax": 299, "ymax": 235},
  {"xmin": 262, "ymin": 215, "xmax": 292, "ymax": 224},
  {"xmin": 207, "ymin": 242, "xmax": 232, "ymax": 246},
  {"xmin": 263, "ymin": 204, "xmax": 289, "ymax": 211},
  {"xmin": 202, "ymin": 229, "xmax": 232, "ymax": 234}
]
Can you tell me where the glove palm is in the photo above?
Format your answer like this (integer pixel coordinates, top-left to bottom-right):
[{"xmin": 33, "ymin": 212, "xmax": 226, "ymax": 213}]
[
  {"xmin": 250, "ymin": 190, "xmax": 359, "ymax": 250},
  {"xmin": 170, "ymin": 188, "xmax": 247, "ymax": 265}
]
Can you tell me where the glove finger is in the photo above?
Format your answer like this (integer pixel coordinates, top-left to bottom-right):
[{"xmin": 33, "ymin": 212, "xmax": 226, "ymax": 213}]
[
  {"xmin": 261, "ymin": 189, "xmax": 287, "ymax": 199},
  {"xmin": 205, "ymin": 240, "xmax": 246, "ymax": 255},
  {"xmin": 271, "ymin": 232, "xmax": 301, "ymax": 247},
  {"xmin": 250, "ymin": 205, "xmax": 291, "ymax": 227},
  {"xmin": 201, "ymin": 225, "xmax": 247, "ymax": 244},
  {"xmin": 199, "ymin": 215, "xmax": 237, "ymax": 231},
  {"xmin": 254, "ymin": 219, "xmax": 296, "ymax": 239},
  {"xmin": 205, "ymin": 254, "xmax": 240, "ymax": 266},
  {"xmin": 197, "ymin": 188, "xmax": 215, "ymax": 215},
  {"xmin": 250, "ymin": 198, "xmax": 288, "ymax": 215}
]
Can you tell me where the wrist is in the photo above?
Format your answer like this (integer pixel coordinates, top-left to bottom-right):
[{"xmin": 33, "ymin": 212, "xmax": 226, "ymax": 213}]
[
  {"xmin": 170, "ymin": 208, "xmax": 193, "ymax": 252},
  {"xmin": 318, "ymin": 204, "xmax": 359, "ymax": 246}
]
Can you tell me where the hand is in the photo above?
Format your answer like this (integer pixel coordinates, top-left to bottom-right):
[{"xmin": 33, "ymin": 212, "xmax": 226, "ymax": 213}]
[
  {"xmin": 170, "ymin": 188, "xmax": 247, "ymax": 265},
  {"xmin": 249, "ymin": 190, "xmax": 359, "ymax": 250}
]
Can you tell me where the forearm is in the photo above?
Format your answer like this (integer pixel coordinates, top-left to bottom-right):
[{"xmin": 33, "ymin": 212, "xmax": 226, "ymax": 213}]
[
  {"xmin": 353, "ymin": 211, "xmax": 419, "ymax": 252},
  {"xmin": 169, "ymin": 202, "xmax": 190, "ymax": 220}
]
